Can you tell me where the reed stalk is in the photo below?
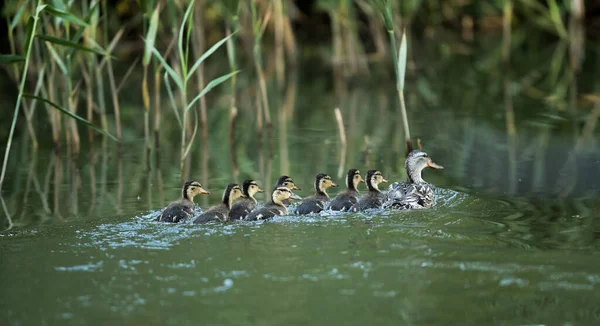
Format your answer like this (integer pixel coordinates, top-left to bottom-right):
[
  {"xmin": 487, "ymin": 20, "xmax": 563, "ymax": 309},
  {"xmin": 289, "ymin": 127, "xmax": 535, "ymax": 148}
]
[
  {"xmin": 250, "ymin": 0, "xmax": 272, "ymax": 129},
  {"xmin": 0, "ymin": 0, "xmax": 44, "ymax": 192},
  {"xmin": 143, "ymin": 3, "xmax": 160, "ymax": 167},
  {"xmin": 371, "ymin": 0, "xmax": 412, "ymax": 153},
  {"xmin": 148, "ymin": 0, "xmax": 238, "ymax": 176}
]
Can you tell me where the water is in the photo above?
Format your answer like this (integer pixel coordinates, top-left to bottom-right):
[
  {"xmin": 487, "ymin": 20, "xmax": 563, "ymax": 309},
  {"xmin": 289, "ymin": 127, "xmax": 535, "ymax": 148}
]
[{"xmin": 2, "ymin": 33, "xmax": 600, "ymax": 325}]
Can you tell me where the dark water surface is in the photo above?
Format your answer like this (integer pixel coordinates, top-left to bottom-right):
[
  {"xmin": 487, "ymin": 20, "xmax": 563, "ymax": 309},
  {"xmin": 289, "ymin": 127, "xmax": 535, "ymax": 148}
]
[{"xmin": 2, "ymin": 32, "xmax": 600, "ymax": 325}]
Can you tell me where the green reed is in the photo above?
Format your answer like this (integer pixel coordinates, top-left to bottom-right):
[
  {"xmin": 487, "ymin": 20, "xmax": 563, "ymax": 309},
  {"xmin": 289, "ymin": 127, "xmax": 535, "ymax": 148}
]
[
  {"xmin": 371, "ymin": 0, "xmax": 412, "ymax": 152},
  {"xmin": 147, "ymin": 0, "xmax": 237, "ymax": 176},
  {"xmin": 0, "ymin": 0, "xmax": 115, "ymax": 193}
]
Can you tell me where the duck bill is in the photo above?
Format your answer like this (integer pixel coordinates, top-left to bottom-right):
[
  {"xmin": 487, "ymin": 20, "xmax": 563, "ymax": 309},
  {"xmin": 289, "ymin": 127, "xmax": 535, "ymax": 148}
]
[
  {"xmin": 257, "ymin": 187, "xmax": 264, "ymax": 193},
  {"xmin": 358, "ymin": 176, "xmax": 364, "ymax": 183},
  {"xmin": 381, "ymin": 179, "xmax": 388, "ymax": 183},
  {"xmin": 289, "ymin": 193, "xmax": 302, "ymax": 200},
  {"xmin": 427, "ymin": 161, "xmax": 444, "ymax": 170},
  {"xmin": 199, "ymin": 187, "xmax": 210, "ymax": 195},
  {"xmin": 331, "ymin": 182, "xmax": 338, "ymax": 187},
  {"xmin": 292, "ymin": 185, "xmax": 301, "ymax": 190}
]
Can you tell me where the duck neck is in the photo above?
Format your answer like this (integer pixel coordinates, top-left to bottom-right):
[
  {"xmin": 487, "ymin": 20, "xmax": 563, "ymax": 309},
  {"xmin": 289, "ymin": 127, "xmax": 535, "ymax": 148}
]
[
  {"xmin": 367, "ymin": 179, "xmax": 380, "ymax": 193},
  {"xmin": 222, "ymin": 191, "xmax": 233, "ymax": 209},
  {"xmin": 183, "ymin": 187, "xmax": 193, "ymax": 202},
  {"xmin": 316, "ymin": 180, "xmax": 329, "ymax": 198},
  {"xmin": 272, "ymin": 196, "xmax": 285, "ymax": 207},
  {"xmin": 347, "ymin": 175, "xmax": 358, "ymax": 193},
  {"xmin": 407, "ymin": 165, "xmax": 425, "ymax": 184}
]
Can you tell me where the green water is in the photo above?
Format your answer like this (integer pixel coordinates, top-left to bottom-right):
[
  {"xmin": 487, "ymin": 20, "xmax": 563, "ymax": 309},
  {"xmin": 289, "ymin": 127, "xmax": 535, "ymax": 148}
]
[{"xmin": 2, "ymin": 33, "xmax": 600, "ymax": 325}]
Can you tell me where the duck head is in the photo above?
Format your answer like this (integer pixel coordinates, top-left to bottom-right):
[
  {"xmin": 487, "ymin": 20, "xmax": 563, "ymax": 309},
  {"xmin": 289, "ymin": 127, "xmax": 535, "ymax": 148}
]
[
  {"xmin": 315, "ymin": 173, "xmax": 337, "ymax": 197},
  {"xmin": 183, "ymin": 181, "xmax": 210, "ymax": 201},
  {"xmin": 405, "ymin": 150, "xmax": 444, "ymax": 184},
  {"xmin": 242, "ymin": 179, "xmax": 264, "ymax": 203},
  {"xmin": 276, "ymin": 175, "xmax": 301, "ymax": 191},
  {"xmin": 366, "ymin": 170, "xmax": 387, "ymax": 192},
  {"xmin": 272, "ymin": 186, "xmax": 302, "ymax": 206},
  {"xmin": 346, "ymin": 169, "xmax": 364, "ymax": 192},
  {"xmin": 222, "ymin": 183, "xmax": 245, "ymax": 208}
]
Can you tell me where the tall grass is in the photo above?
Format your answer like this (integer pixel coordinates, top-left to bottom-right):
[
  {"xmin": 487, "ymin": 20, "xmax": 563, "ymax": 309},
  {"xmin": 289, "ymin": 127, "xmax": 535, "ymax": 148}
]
[
  {"xmin": 0, "ymin": 0, "xmax": 115, "ymax": 193},
  {"xmin": 371, "ymin": 0, "xmax": 412, "ymax": 153},
  {"xmin": 147, "ymin": 0, "xmax": 237, "ymax": 176}
]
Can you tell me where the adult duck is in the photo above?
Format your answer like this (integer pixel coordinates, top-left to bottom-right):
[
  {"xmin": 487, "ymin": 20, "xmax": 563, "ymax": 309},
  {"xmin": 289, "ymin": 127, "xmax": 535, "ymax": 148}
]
[{"xmin": 384, "ymin": 150, "xmax": 443, "ymax": 209}]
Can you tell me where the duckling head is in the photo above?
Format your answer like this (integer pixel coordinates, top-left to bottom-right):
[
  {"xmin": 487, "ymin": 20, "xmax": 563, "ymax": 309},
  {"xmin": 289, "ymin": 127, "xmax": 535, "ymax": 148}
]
[
  {"xmin": 183, "ymin": 181, "xmax": 210, "ymax": 201},
  {"xmin": 272, "ymin": 186, "xmax": 302, "ymax": 206},
  {"xmin": 277, "ymin": 175, "xmax": 301, "ymax": 190},
  {"xmin": 366, "ymin": 170, "xmax": 387, "ymax": 192},
  {"xmin": 242, "ymin": 179, "xmax": 264, "ymax": 201},
  {"xmin": 223, "ymin": 183, "xmax": 245, "ymax": 208},
  {"xmin": 315, "ymin": 173, "xmax": 337, "ymax": 196},
  {"xmin": 346, "ymin": 169, "xmax": 364, "ymax": 191},
  {"xmin": 406, "ymin": 150, "xmax": 444, "ymax": 183}
]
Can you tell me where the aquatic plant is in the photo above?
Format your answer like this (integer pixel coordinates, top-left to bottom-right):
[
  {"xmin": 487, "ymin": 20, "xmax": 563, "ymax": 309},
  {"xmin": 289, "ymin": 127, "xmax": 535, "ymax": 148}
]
[
  {"xmin": 371, "ymin": 0, "xmax": 412, "ymax": 153},
  {"xmin": 146, "ymin": 0, "xmax": 238, "ymax": 176},
  {"xmin": 0, "ymin": 0, "xmax": 115, "ymax": 193}
]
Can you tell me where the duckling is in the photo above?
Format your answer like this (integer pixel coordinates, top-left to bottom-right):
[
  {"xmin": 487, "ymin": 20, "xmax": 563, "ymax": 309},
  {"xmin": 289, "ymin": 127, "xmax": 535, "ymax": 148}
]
[
  {"xmin": 295, "ymin": 173, "xmax": 338, "ymax": 215},
  {"xmin": 245, "ymin": 187, "xmax": 302, "ymax": 221},
  {"xmin": 328, "ymin": 169, "xmax": 364, "ymax": 211},
  {"xmin": 383, "ymin": 150, "xmax": 443, "ymax": 210},
  {"xmin": 193, "ymin": 184, "xmax": 245, "ymax": 224},
  {"xmin": 351, "ymin": 170, "xmax": 388, "ymax": 211},
  {"xmin": 229, "ymin": 179, "xmax": 264, "ymax": 220},
  {"xmin": 275, "ymin": 175, "xmax": 301, "ymax": 191},
  {"xmin": 275, "ymin": 175, "xmax": 301, "ymax": 206},
  {"xmin": 157, "ymin": 181, "xmax": 210, "ymax": 223}
]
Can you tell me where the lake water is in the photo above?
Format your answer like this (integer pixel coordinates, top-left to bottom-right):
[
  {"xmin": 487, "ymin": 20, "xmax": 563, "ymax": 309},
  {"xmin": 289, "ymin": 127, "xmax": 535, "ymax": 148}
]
[{"xmin": 1, "ymin": 31, "xmax": 600, "ymax": 325}]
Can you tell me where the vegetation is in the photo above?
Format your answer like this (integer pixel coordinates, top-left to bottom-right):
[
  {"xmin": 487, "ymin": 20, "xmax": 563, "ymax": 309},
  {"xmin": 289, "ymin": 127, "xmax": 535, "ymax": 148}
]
[{"xmin": 0, "ymin": 0, "xmax": 597, "ymax": 228}]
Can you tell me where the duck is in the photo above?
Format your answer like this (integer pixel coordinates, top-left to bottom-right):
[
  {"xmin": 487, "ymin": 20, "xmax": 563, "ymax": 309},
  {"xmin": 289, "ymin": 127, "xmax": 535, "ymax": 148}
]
[
  {"xmin": 275, "ymin": 175, "xmax": 301, "ymax": 206},
  {"xmin": 157, "ymin": 181, "xmax": 210, "ymax": 223},
  {"xmin": 245, "ymin": 187, "xmax": 302, "ymax": 221},
  {"xmin": 275, "ymin": 175, "xmax": 301, "ymax": 191},
  {"xmin": 351, "ymin": 170, "xmax": 388, "ymax": 211},
  {"xmin": 295, "ymin": 173, "xmax": 337, "ymax": 215},
  {"xmin": 193, "ymin": 184, "xmax": 245, "ymax": 224},
  {"xmin": 383, "ymin": 150, "xmax": 443, "ymax": 209},
  {"xmin": 229, "ymin": 179, "xmax": 264, "ymax": 221},
  {"xmin": 328, "ymin": 169, "xmax": 364, "ymax": 211}
]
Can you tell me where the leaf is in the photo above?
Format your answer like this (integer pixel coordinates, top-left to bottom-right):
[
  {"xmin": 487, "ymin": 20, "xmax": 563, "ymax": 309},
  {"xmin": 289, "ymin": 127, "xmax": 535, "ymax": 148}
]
[
  {"xmin": 22, "ymin": 94, "xmax": 118, "ymax": 141},
  {"xmin": 187, "ymin": 31, "xmax": 237, "ymax": 81},
  {"xmin": 143, "ymin": 5, "xmax": 160, "ymax": 66},
  {"xmin": 164, "ymin": 72, "xmax": 182, "ymax": 128},
  {"xmin": 184, "ymin": 70, "xmax": 239, "ymax": 113},
  {"xmin": 37, "ymin": 35, "xmax": 105, "ymax": 56},
  {"xmin": 66, "ymin": 1, "xmax": 100, "ymax": 57},
  {"xmin": 0, "ymin": 55, "xmax": 25, "ymax": 65},
  {"xmin": 44, "ymin": 5, "xmax": 90, "ymax": 27},
  {"xmin": 44, "ymin": 42, "xmax": 68, "ymax": 74},
  {"xmin": 10, "ymin": 5, "xmax": 26, "ymax": 30},
  {"xmin": 397, "ymin": 30, "xmax": 407, "ymax": 91},
  {"xmin": 178, "ymin": 0, "xmax": 195, "ymax": 74},
  {"xmin": 151, "ymin": 47, "xmax": 183, "ymax": 90}
]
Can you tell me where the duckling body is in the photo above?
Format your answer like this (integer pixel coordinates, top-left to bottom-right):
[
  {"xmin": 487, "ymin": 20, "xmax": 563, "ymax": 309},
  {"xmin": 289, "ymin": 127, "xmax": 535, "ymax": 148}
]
[
  {"xmin": 193, "ymin": 184, "xmax": 244, "ymax": 224},
  {"xmin": 157, "ymin": 181, "xmax": 209, "ymax": 223},
  {"xmin": 296, "ymin": 173, "xmax": 337, "ymax": 215},
  {"xmin": 246, "ymin": 187, "xmax": 301, "ymax": 221},
  {"xmin": 352, "ymin": 170, "xmax": 388, "ymax": 211},
  {"xmin": 230, "ymin": 180, "xmax": 264, "ymax": 220},
  {"xmin": 384, "ymin": 150, "xmax": 443, "ymax": 209},
  {"xmin": 329, "ymin": 169, "xmax": 363, "ymax": 211}
]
